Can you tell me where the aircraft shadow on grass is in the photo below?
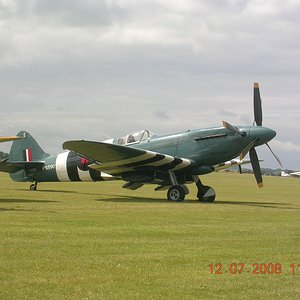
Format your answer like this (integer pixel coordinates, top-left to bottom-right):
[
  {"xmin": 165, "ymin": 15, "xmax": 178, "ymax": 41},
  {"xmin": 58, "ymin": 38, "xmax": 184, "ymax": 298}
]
[
  {"xmin": 0, "ymin": 198, "xmax": 58, "ymax": 204},
  {"xmin": 0, "ymin": 198, "xmax": 59, "ymax": 213},
  {"xmin": 0, "ymin": 207, "xmax": 38, "ymax": 212},
  {"xmin": 96, "ymin": 195, "xmax": 167, "ymax": 204},
  {"xmin": 96, "ymin": 196, "xmax": 299, "ymax": 210},
  {"xmin": 28, "ymin": 189, "xmax": 109, "ymax": 197},
  {"xmin": 17, "ymin": 188, "xmax": 77, "ymax": 194},
  {"xmin": 214, "ymin": 200, "xmax": 299, "ymax": 210}
]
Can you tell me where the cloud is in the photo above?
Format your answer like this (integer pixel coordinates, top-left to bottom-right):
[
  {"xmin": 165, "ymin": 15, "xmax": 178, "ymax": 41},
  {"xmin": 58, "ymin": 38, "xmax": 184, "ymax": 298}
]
[
  {"xmin": 154, "ymin": 110, "xmax": 170, "ymax": 120},
  {"xmin": 272, "ymin": 140, "xmax": 300, "ymax": 153},
  {"xmin": 1, "ymin": 0, "xmax": 300, "ymax": 70},
  {"xmin": 0, "ymin": 0, "xmax": 300, "ymax": 169}
]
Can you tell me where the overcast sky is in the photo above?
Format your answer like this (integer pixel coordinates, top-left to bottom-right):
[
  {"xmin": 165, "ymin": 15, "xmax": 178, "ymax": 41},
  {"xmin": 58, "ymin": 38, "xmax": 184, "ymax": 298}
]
[{"xmin": 1, "ymin": 0, "xmax": 300, "ymax": 170}]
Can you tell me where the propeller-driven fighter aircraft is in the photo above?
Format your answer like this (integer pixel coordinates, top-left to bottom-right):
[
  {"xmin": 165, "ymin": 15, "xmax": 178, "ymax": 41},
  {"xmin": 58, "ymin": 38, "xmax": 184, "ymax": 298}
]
[
  {"xmin": 281, "ymin": 171, "xmax": 300, "ymax": 178},
  {"xmin": 0, "ymin": 83, "xmax": 281, "ymax": 201}
]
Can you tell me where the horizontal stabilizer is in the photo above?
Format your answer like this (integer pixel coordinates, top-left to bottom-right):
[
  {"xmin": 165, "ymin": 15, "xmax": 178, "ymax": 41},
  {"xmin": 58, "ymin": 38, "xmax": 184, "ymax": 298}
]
[{"xmin": 0, "ymin": 160, "xmax": 44, "ymax": 173}]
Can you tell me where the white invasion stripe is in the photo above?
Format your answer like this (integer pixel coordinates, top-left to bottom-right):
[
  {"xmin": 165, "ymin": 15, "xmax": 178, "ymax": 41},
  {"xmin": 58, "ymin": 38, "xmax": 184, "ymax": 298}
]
[
  {"xmin": 213, "ymin": 159, "xmax": 249, "ymax": 172},
  {"xmin": 104, "ymin": 151, "xmax": 157, "ymax": 168},
  {"xmin": 90, "ymin": 152, "xmax": 156, "ymax": 170},
  {"xmin": 100, "ymin": 172, "xmax": 115, "ymax": 180},
  {"xmin": 172, "ymin": 158, "xmax": 192, "ymax": 171},
  {"xmin": 107, "ymin": 156, "xmax": 190, "ymax": 175},
  {"xmin": 97, "ymin": 155, "xmax": 175, "ymax": 175},
  {"xmin": 77, "ymin": 167, "xmax": 93, "ymax": 182},
  {"xmin": 143, "ymin": 154, "xmax": 175, "ymax": 167},
  {"xmin": 56, "ymin": 152, "xmax": 70, "ymax": 182}
]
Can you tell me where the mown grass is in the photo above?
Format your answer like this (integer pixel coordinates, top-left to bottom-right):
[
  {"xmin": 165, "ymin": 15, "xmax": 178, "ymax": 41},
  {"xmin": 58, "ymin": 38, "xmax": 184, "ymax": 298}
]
[{"xmin": 0, "ymin": 172, "xmax": 299, "ymax": 299}]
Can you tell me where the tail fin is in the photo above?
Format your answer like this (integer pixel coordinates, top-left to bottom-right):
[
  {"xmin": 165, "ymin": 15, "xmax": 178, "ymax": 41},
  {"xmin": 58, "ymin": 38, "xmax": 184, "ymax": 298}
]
[
  {"xmin": 9, "ymin": 131, "xmax": 49, "ymax": 162},
  {"xmin": 0, "ymin": 131, "xmax": 50, "ymax": 182}
]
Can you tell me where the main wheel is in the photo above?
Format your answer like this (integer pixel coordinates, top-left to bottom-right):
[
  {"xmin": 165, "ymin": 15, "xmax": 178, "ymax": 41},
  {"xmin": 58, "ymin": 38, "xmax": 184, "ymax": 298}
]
[
  {"xmin": 167, "ymin": 185, "xmax": 186, "ymax": 201},
  {"xmin": 198, "ymin": 186, "xmax": 216, "ymax": 202}
]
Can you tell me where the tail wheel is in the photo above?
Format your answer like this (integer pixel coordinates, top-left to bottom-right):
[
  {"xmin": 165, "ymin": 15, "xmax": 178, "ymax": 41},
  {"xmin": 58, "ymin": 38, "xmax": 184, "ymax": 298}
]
[
  {"xmin": 198, "ymin": 186, "xmax": 216, "ymax": 202},
  {"xmin": 167, "ymin": 185, "xmax": 186, "ymax": 201},
  {"xmin": 30, "ymin": 183, "xmax": 38, "ymax": 191}
]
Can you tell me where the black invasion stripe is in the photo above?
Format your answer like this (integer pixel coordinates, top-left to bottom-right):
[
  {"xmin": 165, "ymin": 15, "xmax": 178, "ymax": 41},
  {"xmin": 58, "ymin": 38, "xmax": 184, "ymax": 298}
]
[
  {"xmin": 129, "ymin": 158, "xmax": 183, "ymax": 172},
  {"xmin": 67, "ymin": 152, "xmax": 81, "ymax": 181},
  {"xmin": 105, "ymin": 171, "xmax": 123, "ymax": 176},
  {"xmin": 120, "ymin": 154, "xmax": 166, "ymax": 168},
  {"xmin": 153, "ymin": 157, "xmax": 183, "ymax": 171},
  {"xmin": 89, "ymin": 169, "xmax": 104, "ymax": 181},
  {"xmin": 106, "ymin": 154, "xmax": 175, "ymax": 173}
]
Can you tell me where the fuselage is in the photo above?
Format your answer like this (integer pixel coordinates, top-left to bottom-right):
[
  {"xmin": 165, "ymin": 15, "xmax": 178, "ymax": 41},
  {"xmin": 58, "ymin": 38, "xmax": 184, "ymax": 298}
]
[
  {"xmin": 10, "ymin": 151, "xmax": 112, "ymax": 183},
  {"xmin": 133, "ymin": 125, "xmax": 276, "ymax": 167},
  {"xmin": 9, "ymin": 125, "xmax": 276, "ymax": 183}
]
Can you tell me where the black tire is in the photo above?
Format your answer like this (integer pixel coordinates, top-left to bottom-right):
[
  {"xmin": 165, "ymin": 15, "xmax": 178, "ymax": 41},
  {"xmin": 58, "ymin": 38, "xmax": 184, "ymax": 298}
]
[
  {"xmin": 30, "ymin": 184, "xmax": 37, "ymax": 191},
  {"xmin": 198, "ymin": 186, "xmax": 216, "ymax": 202},
  {"xmin": 167, "ymin": 185, "xmax": 186, "ymax": 201}
]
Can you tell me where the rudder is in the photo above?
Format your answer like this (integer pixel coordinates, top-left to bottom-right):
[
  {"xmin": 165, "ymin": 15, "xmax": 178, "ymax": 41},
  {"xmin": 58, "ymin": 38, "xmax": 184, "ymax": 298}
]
[
  {"xmin": 10, "ymin": 131, "xmax": 49, "ymax": 162},
  {"xmin": 8, "ymin": 131, "xmax": 50, "ymax": 182}
]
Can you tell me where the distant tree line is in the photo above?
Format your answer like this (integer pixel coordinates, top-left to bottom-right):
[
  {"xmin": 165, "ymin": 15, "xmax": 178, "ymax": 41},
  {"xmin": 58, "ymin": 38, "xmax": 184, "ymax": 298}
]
[{"xmin": 224, "ymin": 167, "xmax": 297, "ymax": 177}]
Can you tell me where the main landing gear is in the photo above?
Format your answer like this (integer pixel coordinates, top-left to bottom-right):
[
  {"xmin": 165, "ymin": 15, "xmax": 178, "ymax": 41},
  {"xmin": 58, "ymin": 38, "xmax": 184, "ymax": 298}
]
[
  {"xmin": 167, "ymin": 170, "xmax": 189, "ymax": 201},
  {"xmin": 29, "ymin": 182, "xmax": 38, "ymax": 191},
  {"xmin": 166, "ymin": 171, "xmax": 216, "ymax": 202},
  {"xmin": 167, "ymin": 185, "xmax": 188, "ymax": 201}
]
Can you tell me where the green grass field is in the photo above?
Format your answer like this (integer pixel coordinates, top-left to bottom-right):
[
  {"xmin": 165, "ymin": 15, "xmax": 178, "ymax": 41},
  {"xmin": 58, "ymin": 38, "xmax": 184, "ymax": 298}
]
[{"xmin": 0, "ymin": 172, "xmax": 299, "ymax": 299}]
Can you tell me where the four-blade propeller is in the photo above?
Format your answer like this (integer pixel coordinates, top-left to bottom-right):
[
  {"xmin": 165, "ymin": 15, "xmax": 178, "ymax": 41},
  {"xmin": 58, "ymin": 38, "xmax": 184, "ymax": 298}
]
[{"xmin": 223, "ymin": 83, "xmax": 282, "ymax": 188}]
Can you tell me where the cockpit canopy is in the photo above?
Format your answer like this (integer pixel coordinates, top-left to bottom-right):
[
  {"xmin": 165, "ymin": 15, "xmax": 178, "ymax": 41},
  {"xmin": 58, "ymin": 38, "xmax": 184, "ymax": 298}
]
[{"xmin": 105, "ymin": 130, "xmax": 156, "ymax": 145}]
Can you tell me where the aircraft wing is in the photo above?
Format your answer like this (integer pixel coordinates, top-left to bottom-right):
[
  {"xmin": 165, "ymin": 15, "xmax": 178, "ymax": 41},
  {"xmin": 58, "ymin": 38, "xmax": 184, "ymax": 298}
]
[
  {"xmin": 213, "ymin": 159, "xmax": 252, "ymax": 172},
  {"xmin": 289, "ymin": 171, "xmax": 300, "ymax": 177},
  {"xmin": 63, "ymin": 140, "xmax": 192, "ymax": 175}
]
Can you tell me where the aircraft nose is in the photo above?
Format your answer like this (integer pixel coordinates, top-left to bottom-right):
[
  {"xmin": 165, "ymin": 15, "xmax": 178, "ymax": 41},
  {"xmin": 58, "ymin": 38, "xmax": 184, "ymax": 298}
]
[{"xmin": 250, "ymin": 126, "xmax": 276, "ymax": 146}]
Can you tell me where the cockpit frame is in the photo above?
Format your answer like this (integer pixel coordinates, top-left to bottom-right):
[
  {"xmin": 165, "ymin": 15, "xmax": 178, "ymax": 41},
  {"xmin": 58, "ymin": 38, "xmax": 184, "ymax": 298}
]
[{"xmin": 115, "ymin": 130, "xmax": 156, "ymax": 145}]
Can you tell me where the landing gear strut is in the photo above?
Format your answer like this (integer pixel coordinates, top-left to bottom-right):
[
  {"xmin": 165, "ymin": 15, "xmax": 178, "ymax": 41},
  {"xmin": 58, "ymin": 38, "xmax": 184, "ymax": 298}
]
[
  {"xmin": 29, "ymin": 182, "xmax": 38, "ymax": 191},
  {"xmin": 167, "ymin": 170, "xmax": 189, "ymax": 201},
  {"xmin": 193, "ymin": 176, "xmax": 216, "ymax": 202}
]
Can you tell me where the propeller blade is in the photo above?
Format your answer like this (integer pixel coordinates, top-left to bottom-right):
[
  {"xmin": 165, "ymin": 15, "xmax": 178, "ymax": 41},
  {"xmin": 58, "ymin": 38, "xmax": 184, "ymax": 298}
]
[
  {"xmin": 240, "ymin": 139, "xmax": 257, "ymax": 160},
  {"xmin": 266, "ymin": 143, "xmax": 283, "ymax": 168},
  {"xmin": 223, "ymin": 121, "xmax": 245, "ymax": 136},
  {"xmin": 254, "ymin": 82, "xmax": 263, "ymax": 126},
  {"xmin": 249, "ymin": 147, "xmax": 263, "ymax": 188}
]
